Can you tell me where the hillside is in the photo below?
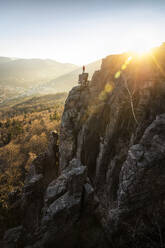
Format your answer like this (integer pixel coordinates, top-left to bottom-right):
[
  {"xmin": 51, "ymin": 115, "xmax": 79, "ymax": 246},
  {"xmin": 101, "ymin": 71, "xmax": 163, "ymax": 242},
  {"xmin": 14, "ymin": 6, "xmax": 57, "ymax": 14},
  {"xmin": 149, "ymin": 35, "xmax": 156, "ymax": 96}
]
[
  {"xmin": 0, "ymin": 92, "xmax": 67, "ymax": 119},
  {"xmin": 0, "ymin": 57, "xmax": 78, "ymax": 88},
  {"xmin": 0, "ymin": 93, "xmax": 67, "ymax": 238},
  {"xmin": 0, "ymin": 57, "xmax": 13, "ymax": 64},
  {"xmin": 0, "ymin": 57, "xmax": 101, "ymax": 104}
]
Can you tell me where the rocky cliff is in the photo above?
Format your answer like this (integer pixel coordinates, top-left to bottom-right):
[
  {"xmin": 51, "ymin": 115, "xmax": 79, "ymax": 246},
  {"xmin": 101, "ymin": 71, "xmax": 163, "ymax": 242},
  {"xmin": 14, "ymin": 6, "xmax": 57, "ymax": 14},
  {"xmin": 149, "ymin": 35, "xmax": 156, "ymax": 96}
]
[{"xmin": 2, "ymin": 44, "xmax": 165, "ymax": 248}]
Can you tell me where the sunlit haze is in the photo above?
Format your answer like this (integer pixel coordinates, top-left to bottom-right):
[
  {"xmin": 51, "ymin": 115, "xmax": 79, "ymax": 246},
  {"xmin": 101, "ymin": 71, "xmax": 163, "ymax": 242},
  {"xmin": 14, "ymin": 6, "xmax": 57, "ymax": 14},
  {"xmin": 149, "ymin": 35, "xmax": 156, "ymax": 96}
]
[{"xmin": 1, "ymin": 0, "xmax": 165, "ymax": 65}]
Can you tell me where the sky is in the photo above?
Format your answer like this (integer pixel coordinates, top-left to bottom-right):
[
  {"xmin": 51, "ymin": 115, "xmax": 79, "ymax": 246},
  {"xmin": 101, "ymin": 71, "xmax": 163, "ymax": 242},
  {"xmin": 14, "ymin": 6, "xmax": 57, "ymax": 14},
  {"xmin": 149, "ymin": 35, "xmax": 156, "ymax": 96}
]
[{"xmin": 0, "ymin": 0, "xmax": 165, "ymax": 65}]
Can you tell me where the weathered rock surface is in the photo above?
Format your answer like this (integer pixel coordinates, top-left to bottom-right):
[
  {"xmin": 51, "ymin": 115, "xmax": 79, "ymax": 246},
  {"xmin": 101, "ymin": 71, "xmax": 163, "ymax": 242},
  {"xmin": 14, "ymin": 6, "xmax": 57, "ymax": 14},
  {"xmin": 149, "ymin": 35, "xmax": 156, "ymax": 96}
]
[{"xmin": 2, "ymin": 44, "xmax": 165, "ymax": 247}]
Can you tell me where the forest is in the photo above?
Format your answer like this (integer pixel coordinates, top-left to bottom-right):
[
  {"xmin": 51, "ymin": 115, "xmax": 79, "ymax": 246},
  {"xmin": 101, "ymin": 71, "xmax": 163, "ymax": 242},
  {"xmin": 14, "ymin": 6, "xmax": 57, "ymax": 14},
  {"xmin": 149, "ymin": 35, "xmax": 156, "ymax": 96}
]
[{"xmin": 0, "ymin": 93, "xmax": 67, "ymax": 236}]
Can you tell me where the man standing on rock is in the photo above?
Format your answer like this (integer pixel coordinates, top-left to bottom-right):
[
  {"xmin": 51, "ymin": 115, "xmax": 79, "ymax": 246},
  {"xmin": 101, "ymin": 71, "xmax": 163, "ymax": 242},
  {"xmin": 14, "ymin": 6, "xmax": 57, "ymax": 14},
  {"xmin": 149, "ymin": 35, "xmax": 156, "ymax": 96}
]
[{"xmin": 83, "ymin": 65, "xmax": 85, "ymax": 73}]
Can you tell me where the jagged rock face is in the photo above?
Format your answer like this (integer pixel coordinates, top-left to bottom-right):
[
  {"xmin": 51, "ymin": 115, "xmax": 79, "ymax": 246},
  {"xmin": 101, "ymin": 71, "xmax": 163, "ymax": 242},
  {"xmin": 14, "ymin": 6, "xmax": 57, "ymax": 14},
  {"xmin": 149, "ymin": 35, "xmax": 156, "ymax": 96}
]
[
  {"xmin": 119, "ymin": 114, "xmax": 165, "ymax": 210},
  {"xmin": 3, "ymin": 46, "xmax": 165, "ymax": 248},
  {"xmin": 38, "ymin": 159, "xmax": 107, "ymax": 248},
  {"xmin": 60, "ymin": 49, "xmax": 165, "ymax": 209},
  {"xmin": 59, "ymin": 46, "xmax": 165, "ymax": 246},
  {"xmin": 59, "ymin": 86, "xmax": 90, "ymax": 170}
]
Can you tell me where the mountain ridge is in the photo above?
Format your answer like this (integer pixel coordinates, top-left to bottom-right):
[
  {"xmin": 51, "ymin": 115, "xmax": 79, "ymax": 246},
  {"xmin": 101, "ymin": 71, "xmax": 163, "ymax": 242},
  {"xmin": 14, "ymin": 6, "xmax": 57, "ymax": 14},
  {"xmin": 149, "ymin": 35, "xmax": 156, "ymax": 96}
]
[
  {"xmin": 0, "ymin": 58, "xmax": 101, "ymax": 104},
  {"xmin": 0, "ymin": 57, "xmax": 78, "ymax": 88}
]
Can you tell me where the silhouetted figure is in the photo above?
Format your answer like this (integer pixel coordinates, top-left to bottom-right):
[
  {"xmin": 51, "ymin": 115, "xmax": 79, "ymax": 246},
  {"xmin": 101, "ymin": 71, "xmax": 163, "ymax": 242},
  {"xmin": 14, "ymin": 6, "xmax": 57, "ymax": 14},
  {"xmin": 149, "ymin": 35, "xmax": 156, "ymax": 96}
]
[{"xmin": 78, "ymin": 65, "xmax": 88, "ymax": 86}]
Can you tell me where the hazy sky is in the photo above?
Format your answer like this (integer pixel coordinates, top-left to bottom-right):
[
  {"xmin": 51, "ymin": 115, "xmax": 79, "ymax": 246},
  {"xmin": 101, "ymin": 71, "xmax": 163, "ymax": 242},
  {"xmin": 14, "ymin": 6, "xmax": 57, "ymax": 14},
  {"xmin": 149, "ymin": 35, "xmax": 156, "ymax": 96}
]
[{"xmin": 1, "ymin": 0, "xmax": 165, "ymax": 65}]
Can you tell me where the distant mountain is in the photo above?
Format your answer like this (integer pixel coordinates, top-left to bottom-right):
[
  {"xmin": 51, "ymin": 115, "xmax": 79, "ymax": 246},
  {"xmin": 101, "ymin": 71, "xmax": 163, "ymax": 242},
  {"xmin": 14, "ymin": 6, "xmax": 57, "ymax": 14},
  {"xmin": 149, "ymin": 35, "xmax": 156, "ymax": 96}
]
[
  {"xmin": 0, "ymin": 57, "xmax": 78, "ymax": 88},
  {"xmin": 42, "ymin": 59, "xmax": 102, "ymax": 93},
  {"xmin": 0, "ymin": 57, "xmax": 101, "ymax": 104},
  {"xmin": 0, "ymin": 57, "xmax": 13, "ymax": 64}
]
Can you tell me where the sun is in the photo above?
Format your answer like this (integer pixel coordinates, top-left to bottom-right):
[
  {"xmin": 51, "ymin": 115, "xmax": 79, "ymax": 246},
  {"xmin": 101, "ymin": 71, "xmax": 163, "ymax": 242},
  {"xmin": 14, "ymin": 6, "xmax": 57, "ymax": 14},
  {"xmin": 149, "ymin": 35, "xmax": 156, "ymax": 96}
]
[
  {"xmin": 131, "ymin": 40, "xmax": 153, "ymax": 57},
  {"xmin": 127, "ymin": 31, "xmax": 161, "ymax": 57},
  {"xmin": 134, "ymin": 46, "xmax": 150, "ymax": 56}
]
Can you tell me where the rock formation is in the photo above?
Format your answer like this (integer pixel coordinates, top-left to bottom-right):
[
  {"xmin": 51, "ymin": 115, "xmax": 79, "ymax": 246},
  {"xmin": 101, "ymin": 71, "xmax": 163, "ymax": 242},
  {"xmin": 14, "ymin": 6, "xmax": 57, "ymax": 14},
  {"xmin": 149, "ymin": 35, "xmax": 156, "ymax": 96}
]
[{"xmin": 2, "ymin": 44, "xmax": 165, "ymax": 247}]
